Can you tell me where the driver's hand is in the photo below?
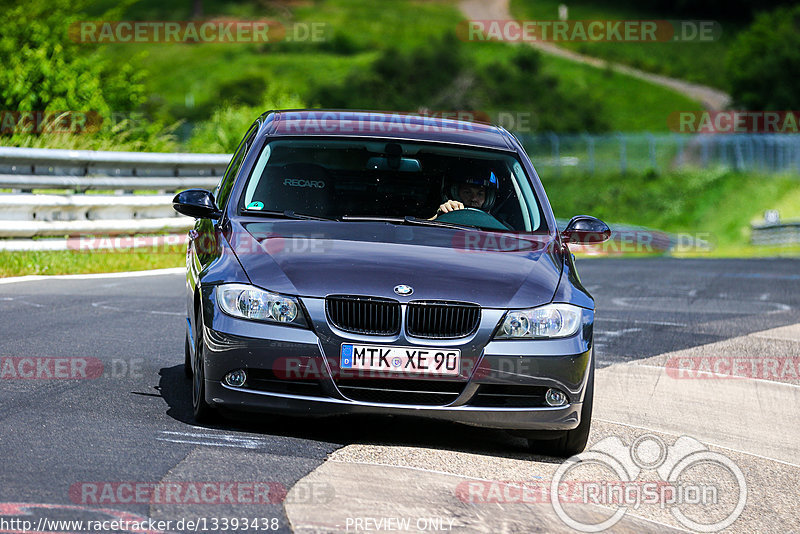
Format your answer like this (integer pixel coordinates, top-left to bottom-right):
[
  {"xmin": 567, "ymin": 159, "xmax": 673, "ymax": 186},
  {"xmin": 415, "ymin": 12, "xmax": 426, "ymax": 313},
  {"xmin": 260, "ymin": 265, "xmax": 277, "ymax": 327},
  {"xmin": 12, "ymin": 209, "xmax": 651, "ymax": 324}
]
[{"xmin": 437, "ymin": 200, "xmax": 464, "ymax": 214}]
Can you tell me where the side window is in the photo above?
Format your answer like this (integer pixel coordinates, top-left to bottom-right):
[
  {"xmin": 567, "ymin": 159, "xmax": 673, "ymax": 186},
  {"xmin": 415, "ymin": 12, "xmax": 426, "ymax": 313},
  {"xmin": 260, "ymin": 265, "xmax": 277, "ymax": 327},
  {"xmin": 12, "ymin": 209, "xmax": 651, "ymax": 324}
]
[{"xmin": 215, "ymin": 122, "xmax": 259, "ymax": 209}]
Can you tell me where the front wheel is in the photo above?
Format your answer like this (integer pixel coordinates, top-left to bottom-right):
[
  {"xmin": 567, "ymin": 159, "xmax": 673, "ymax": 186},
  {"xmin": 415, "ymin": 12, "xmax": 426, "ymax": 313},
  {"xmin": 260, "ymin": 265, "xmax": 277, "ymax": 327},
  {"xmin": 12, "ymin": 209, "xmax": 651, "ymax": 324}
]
[
  {"xmin": 527, "ymin": 355, "xmax": 594, "ymax": 457},
  {"xmin": 192, "ymin": 310, "xmax": 217, "ymax": 423}
]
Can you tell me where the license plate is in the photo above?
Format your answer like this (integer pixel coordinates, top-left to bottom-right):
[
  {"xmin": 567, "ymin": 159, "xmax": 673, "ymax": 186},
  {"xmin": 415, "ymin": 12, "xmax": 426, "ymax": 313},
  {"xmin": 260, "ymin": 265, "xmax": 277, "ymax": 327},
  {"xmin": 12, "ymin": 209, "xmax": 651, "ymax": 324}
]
[{"xmin": 340, "ymin": 344, "xmax": 460, "ymax": 376}]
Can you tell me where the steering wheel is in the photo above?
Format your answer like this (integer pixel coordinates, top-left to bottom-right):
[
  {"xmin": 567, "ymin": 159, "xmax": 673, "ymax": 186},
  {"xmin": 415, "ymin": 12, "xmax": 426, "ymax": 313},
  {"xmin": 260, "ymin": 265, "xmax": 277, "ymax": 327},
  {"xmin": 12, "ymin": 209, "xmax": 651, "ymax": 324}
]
[{"xmin": 436, "ymin": 207, "xmax": 510, "ymax": 231}]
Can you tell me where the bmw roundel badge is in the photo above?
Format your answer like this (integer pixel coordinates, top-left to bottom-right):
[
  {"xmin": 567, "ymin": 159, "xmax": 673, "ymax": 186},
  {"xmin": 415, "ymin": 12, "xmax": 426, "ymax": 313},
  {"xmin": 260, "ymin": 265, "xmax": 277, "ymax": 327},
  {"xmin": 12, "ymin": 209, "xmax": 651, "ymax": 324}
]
[{"xmin": 394, "ymin": 284, "xmax": 413, "ymax": 296}]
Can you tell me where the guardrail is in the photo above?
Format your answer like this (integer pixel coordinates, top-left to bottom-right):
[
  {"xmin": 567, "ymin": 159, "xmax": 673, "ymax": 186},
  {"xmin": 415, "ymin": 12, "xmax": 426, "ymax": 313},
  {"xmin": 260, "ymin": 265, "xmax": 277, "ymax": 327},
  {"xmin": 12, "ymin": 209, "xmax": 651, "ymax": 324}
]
[
  {"xmin": 0, "ymin": 175, "xmax": 219, "ymax": 191},
  {"xmin": 751, "ymin": 221, "xmax": 800, "ymax": 246},
  {"xmin": 519, "ymin": 133, "xmax": 800, "ymax": 175},
  {"xmin": 0, "ymin": 147, "xmax": 230, "ymax": 177},
  {"xmin": 0, "ymin": 147, "xmax": 231, "ymax": 239}
]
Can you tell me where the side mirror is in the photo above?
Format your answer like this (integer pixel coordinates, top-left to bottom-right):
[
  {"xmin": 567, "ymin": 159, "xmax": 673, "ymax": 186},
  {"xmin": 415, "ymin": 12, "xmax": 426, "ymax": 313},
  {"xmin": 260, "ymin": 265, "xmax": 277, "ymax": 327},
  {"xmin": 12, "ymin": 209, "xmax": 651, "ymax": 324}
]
[
  {"xmin": 561, "ymin": 215, "xmax": 611, "ymax": 244},
  {"xmin": 173, "ymin": 189, "xmax": 221, "ymax": 219}
]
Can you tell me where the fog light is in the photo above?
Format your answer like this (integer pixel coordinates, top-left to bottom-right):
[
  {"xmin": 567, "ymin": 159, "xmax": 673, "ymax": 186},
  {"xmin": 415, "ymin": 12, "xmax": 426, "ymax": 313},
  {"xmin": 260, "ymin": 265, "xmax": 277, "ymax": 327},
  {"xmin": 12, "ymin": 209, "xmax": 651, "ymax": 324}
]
[
  {"xmin": 545, "ymin": 388, "xmax": 567, "ymax": 407},
  {"xmin": 224, "ymin": 370, "xmax": 247, "ymax": 387}
]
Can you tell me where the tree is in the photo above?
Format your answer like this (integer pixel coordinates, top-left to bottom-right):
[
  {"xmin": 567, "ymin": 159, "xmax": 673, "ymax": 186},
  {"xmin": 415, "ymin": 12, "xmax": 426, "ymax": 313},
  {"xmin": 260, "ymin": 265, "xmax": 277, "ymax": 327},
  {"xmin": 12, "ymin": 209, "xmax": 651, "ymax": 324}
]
[
  {"xmin": 0, "ymin": 0, "xmax": 146, "ymax": 130},
  {"xmin": 726, "ymin": 5, "xmax": 800, "ymax": 109}
]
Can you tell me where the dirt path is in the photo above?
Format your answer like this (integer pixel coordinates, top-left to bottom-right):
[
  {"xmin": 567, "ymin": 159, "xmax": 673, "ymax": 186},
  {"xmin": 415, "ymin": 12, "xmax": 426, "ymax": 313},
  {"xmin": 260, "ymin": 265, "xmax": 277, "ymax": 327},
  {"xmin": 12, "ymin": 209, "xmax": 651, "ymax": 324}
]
[{"xmin": 459, "ymin": 0, "xmax": 731, "ymax": 110}]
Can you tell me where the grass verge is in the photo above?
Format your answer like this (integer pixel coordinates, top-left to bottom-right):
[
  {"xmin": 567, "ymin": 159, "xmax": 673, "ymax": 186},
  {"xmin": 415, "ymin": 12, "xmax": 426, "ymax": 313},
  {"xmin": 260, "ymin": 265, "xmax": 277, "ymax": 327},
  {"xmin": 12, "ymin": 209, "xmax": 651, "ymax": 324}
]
[
  {"xmin": 0, "ymin": 250, "xmax": 184, "ymax": 278},
  {"xmin": 542, "ymin": 168, "xmax": 800, "ymax": 258}
]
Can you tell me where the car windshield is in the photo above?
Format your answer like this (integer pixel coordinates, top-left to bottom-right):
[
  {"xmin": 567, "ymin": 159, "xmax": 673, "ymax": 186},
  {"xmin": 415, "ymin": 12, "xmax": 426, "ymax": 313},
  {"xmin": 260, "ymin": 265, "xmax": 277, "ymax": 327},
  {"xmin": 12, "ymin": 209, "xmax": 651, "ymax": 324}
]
[{"xmin": 239, "ymin": 138, "xmax": 545, "ymax": 232}]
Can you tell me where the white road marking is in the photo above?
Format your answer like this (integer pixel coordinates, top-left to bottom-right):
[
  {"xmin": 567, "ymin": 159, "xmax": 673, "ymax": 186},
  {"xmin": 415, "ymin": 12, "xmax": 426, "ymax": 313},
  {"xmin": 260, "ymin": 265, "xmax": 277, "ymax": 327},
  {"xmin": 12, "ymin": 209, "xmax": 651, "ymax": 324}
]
[
  {"xmin": 595, "ymin": 327, "xmax": 641, "ymax": 338},
  {"xmin": 0, "ymin": 296, "xmax": 44, "ymax": 308},
  {"xmin": 91, "ymin": 301, "xmax": 183, "ymax": 316},
  {"xmin": 600, "ymin": 317, "xmax": 687, "ymax": 327},
  {"xmin": 611, "ymin": 296, "xmax": 791, "ymax": 313},
  {"xmin": 0, "ymin": 267, "xmax": 184, "ymax": 284},
  {"xmin": 156, "ymin": 430, "xmax": 266, "ymax": 450}
]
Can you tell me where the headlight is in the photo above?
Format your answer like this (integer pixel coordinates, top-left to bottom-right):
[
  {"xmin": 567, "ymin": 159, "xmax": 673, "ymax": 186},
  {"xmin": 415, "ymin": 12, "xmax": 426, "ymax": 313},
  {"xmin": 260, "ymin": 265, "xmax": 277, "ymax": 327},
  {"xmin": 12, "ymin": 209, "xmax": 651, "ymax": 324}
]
[
  {"xmin": 494, "ymin": 303, "xmax": 585, "ymax": 339},
  {"xmin": 216, "ymin": 283, "xmax": 307, "ymax": 327}
]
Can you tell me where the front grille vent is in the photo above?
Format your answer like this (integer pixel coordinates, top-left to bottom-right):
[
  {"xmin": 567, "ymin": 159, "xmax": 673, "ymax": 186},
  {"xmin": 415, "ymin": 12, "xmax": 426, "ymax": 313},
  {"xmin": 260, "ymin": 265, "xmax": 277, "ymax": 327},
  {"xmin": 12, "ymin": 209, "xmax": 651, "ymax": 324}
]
[
  {"xmin": 406, "ymin": 301, "xmax": 480, "ymax": 339},
  {"xmin": 335, "ymin": 378, "xmax": 465, "ymax": 406},
  {"xmin": 326, "ymin": 295, "xmax": 400, "ymax": 335}
]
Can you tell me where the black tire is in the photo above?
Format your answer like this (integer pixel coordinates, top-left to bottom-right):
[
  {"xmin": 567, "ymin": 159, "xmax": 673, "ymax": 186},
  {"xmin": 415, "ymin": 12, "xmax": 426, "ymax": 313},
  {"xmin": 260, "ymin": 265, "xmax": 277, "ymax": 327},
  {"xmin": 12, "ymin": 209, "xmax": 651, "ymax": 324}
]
[
  {"xmin": 184, "ymin": 330, "xmax": 192, "ymax": 379},
  {"xmin": 527, "ymin": 355, "xmax": 594, "ymax": 457},
  {"xmin": 192, "ymin": 310, "xmax": 216, "ymax": 423}
]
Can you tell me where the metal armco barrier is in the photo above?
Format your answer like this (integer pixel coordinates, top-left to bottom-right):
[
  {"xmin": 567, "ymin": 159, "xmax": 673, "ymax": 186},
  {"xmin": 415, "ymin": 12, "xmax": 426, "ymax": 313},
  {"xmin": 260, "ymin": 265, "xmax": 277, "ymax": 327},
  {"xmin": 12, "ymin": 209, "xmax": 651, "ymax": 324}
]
[
  {"xmin": 0, "ymin": 147, "xmax": 231, "ymax": 177},
  {"xmin": 0, "ymin": 147, "xmax": 231, "ymax": 239},
  {"xmin": 751, "ymin": 221, "xmax": 800, "ymax": 246}
]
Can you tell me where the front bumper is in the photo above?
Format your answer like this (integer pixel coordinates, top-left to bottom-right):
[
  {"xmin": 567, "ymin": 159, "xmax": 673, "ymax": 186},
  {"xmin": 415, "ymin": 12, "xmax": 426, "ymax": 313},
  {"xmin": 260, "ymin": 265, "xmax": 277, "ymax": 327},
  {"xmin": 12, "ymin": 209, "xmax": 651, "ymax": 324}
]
[{"xmin": 197, "ymin": 292, "xmax": 593, "ymax": 431}]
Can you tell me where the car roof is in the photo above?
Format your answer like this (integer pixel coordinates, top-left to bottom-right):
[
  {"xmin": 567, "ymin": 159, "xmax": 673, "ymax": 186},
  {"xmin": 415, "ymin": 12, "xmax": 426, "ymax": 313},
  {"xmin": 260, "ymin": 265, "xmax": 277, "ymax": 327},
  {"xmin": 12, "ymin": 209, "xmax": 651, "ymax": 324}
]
[{"xmin": 260, "ymin": 109, "xmax": 517, "ymax": 151}]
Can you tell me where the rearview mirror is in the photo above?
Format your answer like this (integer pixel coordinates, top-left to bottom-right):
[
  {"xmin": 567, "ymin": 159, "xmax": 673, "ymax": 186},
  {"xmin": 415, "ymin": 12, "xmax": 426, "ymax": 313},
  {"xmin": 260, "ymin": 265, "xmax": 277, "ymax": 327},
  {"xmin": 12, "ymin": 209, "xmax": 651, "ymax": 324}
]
[
  {"xmin": 561, "ymin": 215, "xmax": 611, "ymax": 244},
  {"xmin": 173, "ymin": 189, "xmax": 221, "ymax": 219},
  {"xmin": 366, "ymin": 156, "xmax": 421, "ymax": 172}
]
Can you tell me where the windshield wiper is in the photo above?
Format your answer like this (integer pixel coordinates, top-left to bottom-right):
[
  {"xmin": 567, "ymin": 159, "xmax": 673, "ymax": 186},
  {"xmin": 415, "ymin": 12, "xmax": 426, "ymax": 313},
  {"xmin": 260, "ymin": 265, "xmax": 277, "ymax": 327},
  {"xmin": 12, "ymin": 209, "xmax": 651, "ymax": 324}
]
[
  {"xmin": 243, "ymin": 209, "xmax": 337, "ymax": 221},
  {"xmin": 340, "ymin": 215, "xmax": 405, "ymax": 223},
  {"xmin": 402, "ymin": 216, "xmax": 481, "ymax": 231},
  {"xmin": 340, "ymin": 215, "xmax": 479, "ymax": 231}
]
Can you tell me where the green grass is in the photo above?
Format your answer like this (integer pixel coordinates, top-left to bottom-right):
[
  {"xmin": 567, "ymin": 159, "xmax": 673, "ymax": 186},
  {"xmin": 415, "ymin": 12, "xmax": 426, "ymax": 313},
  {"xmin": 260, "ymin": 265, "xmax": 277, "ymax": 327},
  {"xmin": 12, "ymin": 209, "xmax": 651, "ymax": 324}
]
[
  {"xmin": 0, "ymin": 250, "xmax": 184, "ymax": 277},
  {"xmin": 92, "ymin": 0, "xmax": 465, "ymax": 122},
  {"xmin": 510, "ymin": 0, "xmax": 742, "ymax": 90},
  {"xmin": 537, "ymin": 54, "xmax": 702, "ymax": 131},
  {"xmin": 81, "ymin": 0, "xmax": 702, "ymax": 135},
  {"xmin": 542, "ymin": 168, "xmax": 800, "ymax": 256}
]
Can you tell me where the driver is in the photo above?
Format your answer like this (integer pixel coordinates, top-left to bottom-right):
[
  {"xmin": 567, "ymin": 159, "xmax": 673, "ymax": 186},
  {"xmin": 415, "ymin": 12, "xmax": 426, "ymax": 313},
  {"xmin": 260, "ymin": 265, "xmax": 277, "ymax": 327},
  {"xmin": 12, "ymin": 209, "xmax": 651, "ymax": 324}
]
[{"xmin": 433, "ymin": 171, "xmax": 498, "ymax": 219}]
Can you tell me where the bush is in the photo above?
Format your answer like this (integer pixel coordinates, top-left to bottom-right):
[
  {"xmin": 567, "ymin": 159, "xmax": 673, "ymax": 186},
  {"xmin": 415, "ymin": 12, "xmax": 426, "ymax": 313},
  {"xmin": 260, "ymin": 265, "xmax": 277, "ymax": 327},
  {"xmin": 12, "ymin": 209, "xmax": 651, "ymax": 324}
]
[
  {"xmin": 310, "ymin": 36, "xmax": 608, "ymax": 132},
  {"xmin": 0, "ymin": 0, "xmax": 173, "ymax": 149},
  {"xmin": 727, "ymin": 5, "xmax": 800, "ymax": 109},
  {"xmin": 187, "ymin": 87, "xmax": 305, "ymax": 153},
  {"xmin": 0, "ymin": 1, "xmax": 143, "ymax": 122}
]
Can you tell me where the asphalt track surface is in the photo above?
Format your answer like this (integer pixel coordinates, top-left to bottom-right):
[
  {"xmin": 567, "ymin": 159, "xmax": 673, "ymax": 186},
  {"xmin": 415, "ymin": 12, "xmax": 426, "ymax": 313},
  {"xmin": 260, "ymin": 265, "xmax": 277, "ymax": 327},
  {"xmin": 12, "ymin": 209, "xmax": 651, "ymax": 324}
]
[{"xmin": 0, "ymin": 258, "xmax": 798, "ymax": 533}]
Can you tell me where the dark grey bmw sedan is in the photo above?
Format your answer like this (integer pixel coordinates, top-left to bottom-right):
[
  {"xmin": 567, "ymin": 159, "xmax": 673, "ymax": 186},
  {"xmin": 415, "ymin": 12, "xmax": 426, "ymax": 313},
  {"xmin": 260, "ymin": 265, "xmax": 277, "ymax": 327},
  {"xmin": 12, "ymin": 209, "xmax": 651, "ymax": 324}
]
[{"xmin": 173, "ymin": 110, "xmax": 610, "ymax": 456}]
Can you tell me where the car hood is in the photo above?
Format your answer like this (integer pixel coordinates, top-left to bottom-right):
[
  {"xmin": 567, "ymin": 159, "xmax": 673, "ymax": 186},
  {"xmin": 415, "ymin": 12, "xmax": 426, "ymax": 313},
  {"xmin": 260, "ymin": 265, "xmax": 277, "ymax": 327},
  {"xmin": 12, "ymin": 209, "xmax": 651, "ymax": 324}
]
[{"xmin": 227, "ymin": 219, "xmax": 563, "ymax": 308}]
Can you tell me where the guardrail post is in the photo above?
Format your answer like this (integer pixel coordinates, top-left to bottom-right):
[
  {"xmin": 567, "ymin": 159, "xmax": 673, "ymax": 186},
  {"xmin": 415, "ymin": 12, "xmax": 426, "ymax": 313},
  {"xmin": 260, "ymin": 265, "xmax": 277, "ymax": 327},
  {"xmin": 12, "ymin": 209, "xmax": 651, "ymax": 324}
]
[
  {"xmin": 734, "ymin": 137, "xmax": 744, "ymax": 171},
  {"xmin": 648, "ymin": 133, "xmax": 657, "ymax": 171},
  {"xmin": 584, "ymin": 134, "xmax": 595, "ymax": 175},
  {"xmin": 548, "ymin": 132, "xmax": 560, "ymax": 176},
  {"xmin": 617, "ymin": 133, "xmax": 627, "ymax": 175}
]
